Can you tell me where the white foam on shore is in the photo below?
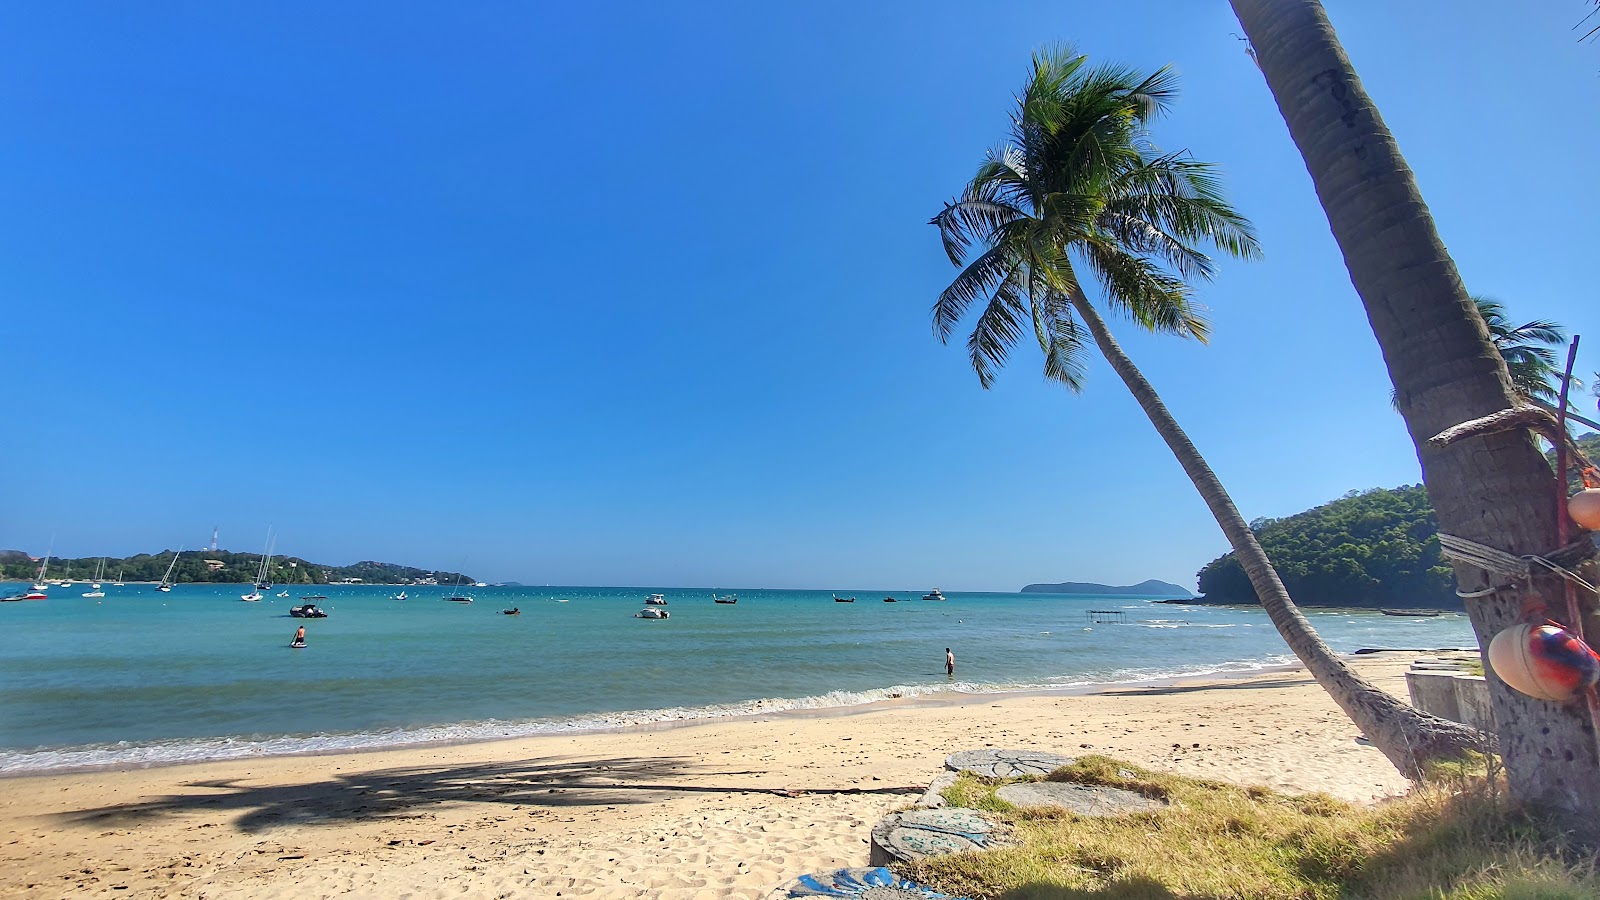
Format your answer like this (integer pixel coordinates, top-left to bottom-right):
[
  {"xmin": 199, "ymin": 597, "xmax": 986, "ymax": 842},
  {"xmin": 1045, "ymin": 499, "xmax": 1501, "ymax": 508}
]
[{"xmin": 0, "ymin": 655, "xmax": 1296, "ymax": 775}]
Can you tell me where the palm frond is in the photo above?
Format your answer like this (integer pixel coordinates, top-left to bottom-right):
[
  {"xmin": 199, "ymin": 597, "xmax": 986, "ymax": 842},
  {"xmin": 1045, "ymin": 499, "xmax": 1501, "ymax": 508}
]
[
  {"xmin": 966, "ymin": 272, "xmax": 1029, "ymax": 389},
  {"xmin": 1080, "ymin": 240, "xmax": 1208, "ymax": 341},
  {"xmin": 933, "ymin": 244, "xmax": 1017, "ymax": 343}
]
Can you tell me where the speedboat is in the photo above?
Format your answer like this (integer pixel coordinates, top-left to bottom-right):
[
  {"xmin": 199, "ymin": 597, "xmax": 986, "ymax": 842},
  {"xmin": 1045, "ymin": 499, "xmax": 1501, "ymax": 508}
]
[
  {"xmin": 882, "ymin": 597, "xmax": 895, "ymax": 603},
  {"xmin": 645, "ymin": 593, "xmax": 668, "ymax": 606},
  {"xmin": 634, "ymin": 607, "xmax": 669, "ymax": 619},
  {"xmin": 502, "ymin": 607, "xmax": 520, "ymax": 615},
  {"xmin": 922, "ymin": 589, "xmax": 946, "ymax": 602},
  {"xmin": 2, "ymin": 591, "xmax": 48, "ymax": 601},
  {"xmin": 82, "ymin": 589, "xmax": 106, "ymax": 598},
  {"xmin": 712, "ymin": 593, "xmax": 737, "ymax": 604},
  {"xmin": 289, "ymin": 604, "xmax": 327, "ymax": 618},
  {"xmin": 474, "ymin": 582, "xmax": 489, "ymax": 588}
]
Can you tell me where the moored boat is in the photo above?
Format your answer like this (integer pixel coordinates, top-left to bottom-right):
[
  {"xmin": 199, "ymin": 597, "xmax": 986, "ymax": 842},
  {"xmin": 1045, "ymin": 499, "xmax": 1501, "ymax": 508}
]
[
  {"xmin": 713, "ymin": 593, "xmax": 738, "ymax": 604},
  {"xmin": 922, "ymin": 588, "xmax": 946, "ymax": 601},
  {"xmin": 833, "ymin": 594, "xmax": 854, "ymax": 603},
  {"xmin": 634, "ymin": 607, "xmax": 669, "ymax": 619},
  {"xmin": 1380, "ymin": 608, "xmax": 1443, "ymax": 617},
  {"xmin": 289, "ymin": 604, "xmax": 327, "ymax": 618},
  {"xmin": 645, "ymin": 593, "xmax": 668, "ymax": 605}
]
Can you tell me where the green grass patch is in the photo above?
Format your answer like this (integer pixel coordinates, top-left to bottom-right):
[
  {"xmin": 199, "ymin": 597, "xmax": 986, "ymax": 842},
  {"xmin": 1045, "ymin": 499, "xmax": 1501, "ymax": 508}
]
[{"xmin": 903, "ymin": 755, "xmax": 1597, "ymax": 900}]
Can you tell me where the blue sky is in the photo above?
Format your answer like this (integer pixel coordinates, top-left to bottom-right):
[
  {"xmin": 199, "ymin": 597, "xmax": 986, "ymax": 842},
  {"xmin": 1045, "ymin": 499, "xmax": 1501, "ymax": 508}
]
[{"xmin": 2, "ymin": 2, "xmax": 1595, "ymax": 591}]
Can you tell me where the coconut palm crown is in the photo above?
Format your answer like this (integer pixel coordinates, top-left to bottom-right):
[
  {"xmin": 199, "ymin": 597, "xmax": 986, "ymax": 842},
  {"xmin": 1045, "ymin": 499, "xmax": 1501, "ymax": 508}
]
[
  {"xmin": 1473, "ymin": 297, "xmax": 1569, "ymax": 402},
  {"xmin": 931, "ymin": 48, "xmax": 1260, "ymax": 388}
]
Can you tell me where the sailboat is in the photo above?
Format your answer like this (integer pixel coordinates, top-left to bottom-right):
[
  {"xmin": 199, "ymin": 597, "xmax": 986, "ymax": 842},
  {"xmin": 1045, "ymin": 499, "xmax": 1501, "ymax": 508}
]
[
  {"xmin": 83, "ymin": 560, "xmax": 106, "ymax": 598},
  {"xmin": 442, "ymin": 565, "xmax": 473, "ymax": 603},
  {"xmin": 112, "ymin": 567, "xmax": 125, "ymax": 587},
  {"xmin": 155, "ymin": 547, "xmax": 182, "ymax": 592},
  {"xmin": 242, "ymin": 530, "xmax": 272, "ymax": 601},
  {"xmin": 255, "ymin": 530, "xmax": 276, "ymax": 590},
  {"xmin": 31, "ymin": 548, "xmax": 51, "ymax": 592}
]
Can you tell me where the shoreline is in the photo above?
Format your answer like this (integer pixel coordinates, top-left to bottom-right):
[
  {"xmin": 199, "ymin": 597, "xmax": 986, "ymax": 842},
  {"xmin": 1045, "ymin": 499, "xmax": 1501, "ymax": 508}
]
[
  {"xmin": 0, "ymin": 656, "xmax": 1316, "ymax": 779},
  {"xmin": 0, "ymin": 654, "xmax": 1447, "ymax": 899}
]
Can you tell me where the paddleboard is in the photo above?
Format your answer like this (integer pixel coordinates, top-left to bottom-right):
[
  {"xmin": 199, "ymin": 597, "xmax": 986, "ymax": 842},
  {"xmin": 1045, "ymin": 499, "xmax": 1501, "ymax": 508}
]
[{"xmin": 290, "ymin": 641, "xmax": 306, "ymax": 649}]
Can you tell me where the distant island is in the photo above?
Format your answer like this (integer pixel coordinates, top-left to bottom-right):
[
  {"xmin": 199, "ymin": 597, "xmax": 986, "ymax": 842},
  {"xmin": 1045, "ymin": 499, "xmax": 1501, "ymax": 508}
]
[
  {"xmin": 0, "ymin": 549, "xmax": 473, "ymax": 587},
  {"xmin": 1020, "ymin": 579, "xmax": 1194, "ymax": 597}
]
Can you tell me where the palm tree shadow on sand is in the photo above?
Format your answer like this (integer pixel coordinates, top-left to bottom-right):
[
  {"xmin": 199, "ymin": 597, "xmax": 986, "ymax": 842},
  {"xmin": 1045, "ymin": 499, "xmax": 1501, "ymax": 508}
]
[{"xmin": 57, "ymin": 755, "xmax": 922, "ymax": 834}]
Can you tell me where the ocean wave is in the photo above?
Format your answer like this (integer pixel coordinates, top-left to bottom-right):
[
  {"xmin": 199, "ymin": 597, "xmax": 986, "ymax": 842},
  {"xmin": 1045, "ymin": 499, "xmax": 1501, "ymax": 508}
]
[{"xmin": 0, "ymin": 656, "xmax": 1299, "ymax": 775}]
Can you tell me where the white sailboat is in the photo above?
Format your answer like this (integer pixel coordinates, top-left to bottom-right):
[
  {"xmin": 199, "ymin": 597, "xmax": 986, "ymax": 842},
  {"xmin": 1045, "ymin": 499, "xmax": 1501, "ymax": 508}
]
[
  {"xmin": 112, "ymin": 567, "xmax": 125, "ymax": 587},
  {"xmin": 31, "ymin": 549, "xmax": 50, "ymax": 592},
  {"xmin": 83, "ymin": 560, "xmax": 106, "ymax": 597},
  {"xmin": 155, "ymin": 547, "xmax": 182, "ymax": 592},
  {"xmin": 255, "ymin": 529, "xmax": 276, "ymax": 590},
  {"xmin": 242, "ymin": 529, "xmax": 272, "ymax": 601}
]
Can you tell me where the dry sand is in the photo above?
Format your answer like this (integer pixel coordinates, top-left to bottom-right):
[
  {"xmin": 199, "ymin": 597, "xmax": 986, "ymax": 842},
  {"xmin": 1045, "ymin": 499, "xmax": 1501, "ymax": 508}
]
[{"xmin": 0, "ymin": 655, "xmax": 1435, "ymax": 899}]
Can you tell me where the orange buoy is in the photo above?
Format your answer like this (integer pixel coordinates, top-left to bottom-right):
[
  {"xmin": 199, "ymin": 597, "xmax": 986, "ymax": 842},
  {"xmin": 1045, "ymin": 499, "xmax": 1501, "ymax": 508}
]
[
  {"xmin": 1488, "ymin": 623, "xmax": 1600, "ymax": 702},
  {"xmin": 1569, "ymin": 488, "xmax": 1600, "ymax": 531}
]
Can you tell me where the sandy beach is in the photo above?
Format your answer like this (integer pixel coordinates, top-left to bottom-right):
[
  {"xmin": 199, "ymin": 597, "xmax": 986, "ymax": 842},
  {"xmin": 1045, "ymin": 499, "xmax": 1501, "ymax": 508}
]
[{"xmin": 0, "ymin": 655, "xmax": 1434, "ymax": 899}]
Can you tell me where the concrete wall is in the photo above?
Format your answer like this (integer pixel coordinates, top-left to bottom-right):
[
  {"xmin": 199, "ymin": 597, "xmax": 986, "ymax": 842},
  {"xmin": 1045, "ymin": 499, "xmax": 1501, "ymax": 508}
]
[{"xmin": 1405, "ymin": 670, "xmax": 1494, "ymax": 731}]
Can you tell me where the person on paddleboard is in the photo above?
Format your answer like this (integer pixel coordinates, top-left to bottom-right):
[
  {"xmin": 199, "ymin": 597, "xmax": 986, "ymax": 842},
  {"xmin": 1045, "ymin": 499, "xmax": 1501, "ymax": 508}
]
[{"xmin": 292, "ymin": 625, "xmax": 306, "ymax": 647}]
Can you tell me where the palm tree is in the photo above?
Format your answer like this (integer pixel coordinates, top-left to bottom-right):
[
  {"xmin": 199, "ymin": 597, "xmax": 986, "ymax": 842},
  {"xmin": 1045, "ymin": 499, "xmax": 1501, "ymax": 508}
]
[
  {"xmin": 1230, "ymin": 0, "xmax": 1600, "ymax": 832},
  {"xmin": 931, "ymin": 47, "xmax": 1478, "ymax": 774},
  {"xmin": 1474, "ymin": 298, "xmax": 1569, "ymax": 403}
]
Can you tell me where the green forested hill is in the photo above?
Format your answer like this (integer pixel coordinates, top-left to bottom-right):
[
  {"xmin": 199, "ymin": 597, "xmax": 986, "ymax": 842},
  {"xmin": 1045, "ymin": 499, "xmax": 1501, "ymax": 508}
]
[
  {"xmin": 1196, "ymin": 484, "xmax": 1452, "ymax": 608},
  {"xmin": 1194, "ymin": 432, "xmax": 1598, "ymax": 609},
  {"xmin": 0, "ymin": 549, "xmax": 471, "ymax": 586}
]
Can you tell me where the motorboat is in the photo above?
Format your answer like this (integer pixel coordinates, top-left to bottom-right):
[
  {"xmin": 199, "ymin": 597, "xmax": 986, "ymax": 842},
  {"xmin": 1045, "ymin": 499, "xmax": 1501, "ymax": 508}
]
[
  {"xmin": 2, "ymin": 591, "xmax": 48, "ymax": 602},
  {"xmin": 922, "ymin": 589, "xmax": 946, "ymax": 602},
  {"xmin": 833, "ymin": 594, "xmax": 854, "ymax": 603},
  {"xmin": 502, "ymin": 607, "xmax": 521, "ymax": 615},
  {"xmin": 882, "ymin": 597, "xmax": 896, "ymax": 603},
  {"xmin": 289, "ymin": 604, "xmax": 327, "ymax": 618},
  {"xmin": 1381, "ymin": 609, "xmax": 1443, "ymax": 617},
  {"xmin": 645, "ymin": 593, "xmax": 668, "ymax": 606},
  {"xmin": 474, "ymin": 582, "xmax": 489, "ymax": 588},
  {"xmin": 82, "ymin": 588, "xmax": 106, "ymax": 598},
  {"xmin": 634, "ymin": 607, "xmax": 669, "ymax": 619},
  {"xmin": 712, "ymin": 593, "xmax": 737, "ymax": 604}
]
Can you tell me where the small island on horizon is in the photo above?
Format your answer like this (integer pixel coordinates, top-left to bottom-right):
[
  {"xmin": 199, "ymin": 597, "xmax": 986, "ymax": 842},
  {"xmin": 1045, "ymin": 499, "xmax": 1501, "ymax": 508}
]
[{"xmin": 1020, "ymin": 578, "xmax": 1194, "ymax": 597}]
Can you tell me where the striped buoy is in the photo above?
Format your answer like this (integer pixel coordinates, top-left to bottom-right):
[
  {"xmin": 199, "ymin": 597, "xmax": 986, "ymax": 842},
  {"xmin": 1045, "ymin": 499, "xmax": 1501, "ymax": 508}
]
[{"xmin": 1488, "ymin": 623, "xmax": 1600, "ymax": 702}]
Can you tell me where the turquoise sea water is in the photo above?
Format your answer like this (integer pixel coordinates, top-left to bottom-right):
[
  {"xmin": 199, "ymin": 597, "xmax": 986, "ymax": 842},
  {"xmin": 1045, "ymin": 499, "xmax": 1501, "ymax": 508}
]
[{"xmin": 0, "ymin": 584, "xmax": 1476, "ymax": 772}]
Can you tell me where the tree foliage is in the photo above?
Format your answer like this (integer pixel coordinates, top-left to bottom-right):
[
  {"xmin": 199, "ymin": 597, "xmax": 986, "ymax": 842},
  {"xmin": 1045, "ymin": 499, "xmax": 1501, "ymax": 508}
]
[
  {"xmin": 1195, "ymin": 485, "xmax": 1454, "ymax": 608},
  {"xmin": 0, "ymin": 550, "xmax": 471, "ymax": 586}
]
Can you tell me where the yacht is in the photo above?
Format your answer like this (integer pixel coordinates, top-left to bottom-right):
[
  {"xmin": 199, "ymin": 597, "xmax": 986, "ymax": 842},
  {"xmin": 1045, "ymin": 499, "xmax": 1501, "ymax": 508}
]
[
  {"xmin": 645, "ymin": 593, "xmax": 668, "ymax": 605},
  {"xmin": 922, "ymin": 588, "xmax": 946, "ymax": 602},
  {"xmin": 634, "ymin": 607, "xmax": 669, "ymax": 619}
]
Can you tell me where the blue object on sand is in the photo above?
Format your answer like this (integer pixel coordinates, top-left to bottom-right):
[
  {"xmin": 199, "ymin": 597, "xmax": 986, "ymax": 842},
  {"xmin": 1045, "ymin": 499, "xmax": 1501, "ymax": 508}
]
[{"xmin": 773, "ymin": 866, "xmax": 962, "ymax": 898}]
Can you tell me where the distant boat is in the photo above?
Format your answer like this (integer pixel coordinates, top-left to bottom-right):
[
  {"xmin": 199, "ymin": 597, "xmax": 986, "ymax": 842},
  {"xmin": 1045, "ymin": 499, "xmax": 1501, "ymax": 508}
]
[
  {"xmin": 645, "ymin": 593, "xmax": 668, "ymax": 606},
  {"xmin": 474, "ymin": 582, "xmax": 489, "ymax": 588},
  {"xmin": 442, "ymin": 564, "xmax": 473, "ymax": 604},
  {"xmin": 713, "ymin": 593, "xmax": 738, "ymax": 604},
  {"xmin": 634, "ymin": 607, "xmax": 669, "ymax": 619},
  {"xmin": 155, "ymin": 547, "xmax": 183, "ymax": 593},
  {"xmin": 3, "ymin": 590, "xmax": 49, "ymax": 601},
  {"xmin": 289, "ymin": 604, "xmax": 327, "ymax": 618},
  {"xmin": 1381, "ymin": 609, "xmax": 1443, "ymax": 618},
  {"xmin": 554, "ymin": 598, "xmax": 570, "ymax": 603},
  {"xmin": 443, "ymin": 595, "xmax": 473, "ymax": 603},
  {"xmin": 922, "ymin": 589, "xmax": 946, "ymax": 601},
  {"xmin": 392, "ymin": 590, "xmax": 408, "ymax": 601},
  {"xmin": 834, "ymin": 594, "xmax": 854, "ymax": 603},
  {"xmin": 241, "ymin": 590, "xmax": 263, "ymax": 602},
  {"xmin": 111, "ymin": 567, "xmax": 125, "ymax": 587},
  {"xmin": 882, "ymin": 597, "xmax": 895, "ymax": 603},
  {"xmin": 83, "ymin": 559, "xmax": 106, "ymax": 596},
  {"xmin": 502, "ymin": 607, "xmax": 520, "ymax": 615},
  {"xmin": 31, "ymin": 542, "xmax": 52, "ymax": 591},
  {"xmin": 277, "ymin": 590, "xmax": 290, "ymax": 598},
  {"xmin": 255, "ymin": 529, "xmax": 276, "ymax": 590},
  {"xmin": 300, "ymin": 594, "xmax": 328, "ymax": 600}
]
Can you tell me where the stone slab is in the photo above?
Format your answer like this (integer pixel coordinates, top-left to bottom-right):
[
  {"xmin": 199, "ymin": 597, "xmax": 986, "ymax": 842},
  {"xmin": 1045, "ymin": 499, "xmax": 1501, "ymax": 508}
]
[
  {"xmin": 767, "ymin": 866, "xmax": 961, "ymax": 899},
  {"xmin": 917, "ymin": 771, "xmax": 959, "ymax": 809},
  {"xmin": 995, "ymin": 781, "xmax": 1165, "ymax": 816},
  {"xmin": 944, "ymin": 748, "xmax": 1073, "ymax": 779},
  {"xmin": 868, "ymin": 808, "xmax": 1012, "ymax": 866}
]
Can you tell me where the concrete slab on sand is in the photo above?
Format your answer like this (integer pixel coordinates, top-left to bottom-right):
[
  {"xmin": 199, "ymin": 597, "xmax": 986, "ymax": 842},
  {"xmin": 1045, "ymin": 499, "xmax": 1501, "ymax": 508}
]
[
  {"xmin": 944, "ymin": 748, "xmax": 1074, "ymax": 778},
  {"xmin": 868, "ymin": 808, "xmax": 1014, "ymax": 866},
  {"xmin": 995, "ymin": 781, "xmax": 1166, "ymax": 816}
]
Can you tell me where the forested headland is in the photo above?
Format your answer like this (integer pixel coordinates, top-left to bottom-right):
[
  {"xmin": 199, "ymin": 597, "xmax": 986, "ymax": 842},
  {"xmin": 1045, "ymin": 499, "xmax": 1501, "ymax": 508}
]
[
  {"xmin": 0, "ymin": 549, "xmax": 472, "ymax": 586},
  {"xmin": 1191, "ymin": 432, "xmax": 1597, "ymax": 609}
]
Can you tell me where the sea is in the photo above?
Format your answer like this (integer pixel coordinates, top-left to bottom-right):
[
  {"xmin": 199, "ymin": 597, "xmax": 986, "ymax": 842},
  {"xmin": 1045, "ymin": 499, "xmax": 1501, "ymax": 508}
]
[{"xmin": 0, "ymin": 584, "xmax": 1477, "ymax": 774}]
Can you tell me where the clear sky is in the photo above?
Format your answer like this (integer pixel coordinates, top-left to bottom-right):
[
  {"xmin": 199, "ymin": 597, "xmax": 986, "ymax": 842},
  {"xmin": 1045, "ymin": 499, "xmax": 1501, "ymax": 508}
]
[{"xmin": 2, "ymin": 2, "xmax": 1595, "ymax": 590}]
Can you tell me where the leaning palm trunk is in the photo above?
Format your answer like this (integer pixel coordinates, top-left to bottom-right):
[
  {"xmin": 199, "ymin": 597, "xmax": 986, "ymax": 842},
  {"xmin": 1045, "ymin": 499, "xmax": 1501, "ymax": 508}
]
[
  {"xmin": 1232, "ymin": 0, "xmax": 1600, "ymax": 833},
  {"xmin": 1069, "ymin": 292, "xmax": 1482, "ymax": 774}
]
